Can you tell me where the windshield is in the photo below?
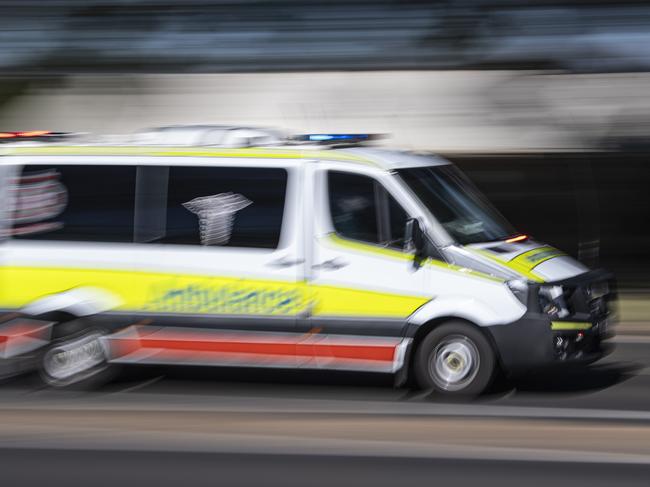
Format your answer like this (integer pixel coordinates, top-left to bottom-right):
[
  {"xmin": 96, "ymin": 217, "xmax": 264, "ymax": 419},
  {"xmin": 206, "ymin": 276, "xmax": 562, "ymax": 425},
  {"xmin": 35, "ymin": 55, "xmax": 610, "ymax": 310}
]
[{"xmin": 397, "ymin": 165, "xmax": 516, "ymax": 245}]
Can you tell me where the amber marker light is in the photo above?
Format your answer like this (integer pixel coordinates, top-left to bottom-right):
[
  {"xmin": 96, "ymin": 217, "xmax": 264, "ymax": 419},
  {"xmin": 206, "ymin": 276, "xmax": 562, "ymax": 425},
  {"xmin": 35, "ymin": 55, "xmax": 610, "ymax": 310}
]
[{"xmin": 505, "ymin": 234, "xmax": 528, "ymax": 244}]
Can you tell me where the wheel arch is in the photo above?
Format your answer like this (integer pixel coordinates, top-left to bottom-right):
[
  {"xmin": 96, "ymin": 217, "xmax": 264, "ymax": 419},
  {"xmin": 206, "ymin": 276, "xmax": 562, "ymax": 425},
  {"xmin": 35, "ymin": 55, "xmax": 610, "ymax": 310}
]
[
  {"xmin": 399, "ymin": 315, "xmax": 505, "ymax": 388},
  {"xmin": 20, "ymin": 286, "xmax": 120, "ymax": 319},
  {"xmin": 20, "ymin": 287, "xmax": 121, "ymax": 340}
]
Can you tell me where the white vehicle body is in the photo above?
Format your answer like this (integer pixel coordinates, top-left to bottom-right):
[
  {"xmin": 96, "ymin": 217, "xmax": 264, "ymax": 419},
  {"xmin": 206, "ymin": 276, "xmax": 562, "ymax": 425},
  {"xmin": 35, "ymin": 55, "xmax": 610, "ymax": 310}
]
[{"xmin": 0, "ymin": 135, "xmax": 615, "ymax": 390}]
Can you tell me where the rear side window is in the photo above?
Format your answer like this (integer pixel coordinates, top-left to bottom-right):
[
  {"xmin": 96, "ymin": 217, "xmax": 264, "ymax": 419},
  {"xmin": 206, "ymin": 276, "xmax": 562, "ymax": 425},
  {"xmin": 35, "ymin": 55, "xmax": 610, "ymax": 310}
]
[
  {"xmin": 12, "ymin": 165, "xmax": 136, "ymax": 242},
  {"xmin": 328, "ymin": 171, "xmax": 409, "ymax": 249},
  {"xmin": 9, "ymin": 164, "xmax": 287, "ymax": 249},
  {"xmin": 136, "ymin": 166, "xmax": 287, "ymax": 249}
]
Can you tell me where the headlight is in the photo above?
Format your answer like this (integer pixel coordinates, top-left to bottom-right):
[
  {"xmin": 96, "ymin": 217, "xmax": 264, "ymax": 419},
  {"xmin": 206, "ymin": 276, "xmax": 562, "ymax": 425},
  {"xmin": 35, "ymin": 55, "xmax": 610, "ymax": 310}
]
[
  {"xmin": 507, "ymin": 279, "xmax": 529, "ymax": 307},
  {"xmin": 539, "ymin": 285, "xmax": 569, "ymax": 318}
]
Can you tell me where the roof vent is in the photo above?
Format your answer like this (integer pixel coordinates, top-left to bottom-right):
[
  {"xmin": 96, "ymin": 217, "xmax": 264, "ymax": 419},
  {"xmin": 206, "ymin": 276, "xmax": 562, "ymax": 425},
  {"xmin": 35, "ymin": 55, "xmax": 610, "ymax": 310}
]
[{"xmin": 135, "ymin": 125, "xmax": 283, "ymax": 148}]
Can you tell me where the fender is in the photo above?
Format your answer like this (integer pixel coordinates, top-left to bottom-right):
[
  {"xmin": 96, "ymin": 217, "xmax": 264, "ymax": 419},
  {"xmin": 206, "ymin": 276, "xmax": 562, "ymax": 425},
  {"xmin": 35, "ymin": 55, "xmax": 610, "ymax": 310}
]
[
  {"xmin": 21, "ymin": 286, "xmax": 122, "ymax": 318},
  {"xmin": 406, "ymin": 293, "xmax": 526, "ymax": 331}
]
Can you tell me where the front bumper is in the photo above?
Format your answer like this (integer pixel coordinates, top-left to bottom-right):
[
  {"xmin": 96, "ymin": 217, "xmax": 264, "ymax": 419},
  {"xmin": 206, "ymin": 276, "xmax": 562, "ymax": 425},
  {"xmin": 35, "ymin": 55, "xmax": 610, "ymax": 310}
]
[
  {"xmin": 488, "ymin": 269, "xmax": 616, "ymax": 376},
  {"xmin": 486, "ymin": 312, "xmax": 612, "ymax": 375}
]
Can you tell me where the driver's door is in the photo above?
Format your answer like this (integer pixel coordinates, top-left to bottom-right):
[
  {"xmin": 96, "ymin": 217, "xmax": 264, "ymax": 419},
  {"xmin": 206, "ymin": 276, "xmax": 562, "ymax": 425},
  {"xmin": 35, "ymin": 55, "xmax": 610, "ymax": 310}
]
[{"xmin": 304, "ymin": 166, "xmax": 429, "ymax": 372}]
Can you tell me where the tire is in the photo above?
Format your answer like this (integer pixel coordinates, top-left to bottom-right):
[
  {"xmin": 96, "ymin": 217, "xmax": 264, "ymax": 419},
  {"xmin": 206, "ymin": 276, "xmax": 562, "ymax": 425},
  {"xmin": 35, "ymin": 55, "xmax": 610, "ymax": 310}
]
[
  {"xmin": 39, "ymin": 319, "xmax": 115, "ymax": 389},
  {"xmin": 413, "ymin": 321, "xmax": 496, "ymax": 397}
]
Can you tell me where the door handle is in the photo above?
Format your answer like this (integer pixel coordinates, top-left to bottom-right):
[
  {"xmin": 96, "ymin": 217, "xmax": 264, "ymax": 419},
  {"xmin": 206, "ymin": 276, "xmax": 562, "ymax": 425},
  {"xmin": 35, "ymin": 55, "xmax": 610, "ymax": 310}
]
[
  {"xmin": 313, "ymin": 257, "xmax": 349, "ymax": 271},
  {"xmin": 266, "ymin": 257, "xmax": 305, "ymax": 268}
]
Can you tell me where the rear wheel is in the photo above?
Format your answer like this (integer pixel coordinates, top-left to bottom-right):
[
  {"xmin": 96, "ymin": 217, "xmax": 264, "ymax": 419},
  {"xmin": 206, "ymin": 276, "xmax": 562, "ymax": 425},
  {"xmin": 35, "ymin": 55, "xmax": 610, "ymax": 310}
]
[
  {"xmin": 39, "ymin": 320, "xmax": 114, "ymax": 389},
  {"xmin": 414, "ymin": 321, "xmax": 496, "ymax": 396}
]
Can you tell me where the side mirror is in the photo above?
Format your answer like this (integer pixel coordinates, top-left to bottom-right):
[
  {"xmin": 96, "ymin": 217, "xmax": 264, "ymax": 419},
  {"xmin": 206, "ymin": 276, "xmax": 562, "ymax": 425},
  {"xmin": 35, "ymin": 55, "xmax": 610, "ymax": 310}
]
[{"xmin": 404, "ymin": 218, "xmax": 426, "ymax": 264}]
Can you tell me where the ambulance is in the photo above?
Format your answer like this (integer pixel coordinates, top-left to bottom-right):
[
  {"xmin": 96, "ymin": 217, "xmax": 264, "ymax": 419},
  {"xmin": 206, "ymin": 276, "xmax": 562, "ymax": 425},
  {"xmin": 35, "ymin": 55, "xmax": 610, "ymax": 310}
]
[{"xmin": 0, "ymin": 128, "xmax": 615, "ymax": 395}]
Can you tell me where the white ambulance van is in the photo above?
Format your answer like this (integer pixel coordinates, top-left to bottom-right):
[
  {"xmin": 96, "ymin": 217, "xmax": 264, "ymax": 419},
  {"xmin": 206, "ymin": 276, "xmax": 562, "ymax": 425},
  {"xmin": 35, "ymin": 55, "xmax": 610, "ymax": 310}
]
[{"xmin": 0, "ymin": 129, "xmax": 615, "ymax": 395}]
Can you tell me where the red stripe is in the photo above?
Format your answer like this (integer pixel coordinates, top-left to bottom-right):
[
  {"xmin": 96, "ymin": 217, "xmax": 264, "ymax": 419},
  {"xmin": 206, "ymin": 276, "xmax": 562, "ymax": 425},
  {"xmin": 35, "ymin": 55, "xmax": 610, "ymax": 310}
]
[
  {"xmin": 140, "ymin": 338, "xmax": 298, "ymax": 357},
  {"xmin": 130, "ymin": 349, "xmax": 297, "ymax": 364},
  {"xmin": 297, "ymin": 343, "xmax": 395, "ymax": 361},
  {"xmin": 139, "ymin": 339, "xmax": 394, "ymax": 362},
  {"xmin": 108, "ymin": 330, "xmax": 397, "ymax": 364},
  {"xmin": 0, "ymin": 321, "xmax": 51, "ymax": 351},
  {"xmin": 0, "ymin": 322, "xmax": 48, "ymax": 340}
]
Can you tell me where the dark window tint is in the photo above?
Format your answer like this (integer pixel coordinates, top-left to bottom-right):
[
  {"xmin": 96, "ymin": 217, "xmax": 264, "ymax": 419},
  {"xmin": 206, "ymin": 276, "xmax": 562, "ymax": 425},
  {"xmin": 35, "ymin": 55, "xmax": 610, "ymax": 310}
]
[
  {"xmin": 387, "ymin": 194, "xmax": 409, "ymax": 249},
  {"xmin": 140, "ymin": 166, "xmax": 287, "ymax": 249},
  {"xmin": 328, "ymin": 171, "xmax": 409, "ymax": 249},
  {"xmin": 397, "ymin": 165, "xmax": 515, "ymax": 245},
  {"xmin": 328, "ymin": 172, "xmax": 379, "ymax": 244},
  {"xmin": 13, "ymin": 165, "xmax": 136, "ymax": 242}
]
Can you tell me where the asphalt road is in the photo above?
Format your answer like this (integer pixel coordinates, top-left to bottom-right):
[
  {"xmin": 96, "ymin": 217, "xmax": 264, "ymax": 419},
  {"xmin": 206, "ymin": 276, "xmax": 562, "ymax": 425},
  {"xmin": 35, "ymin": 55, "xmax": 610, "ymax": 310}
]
[
  {"xmin": 0, "ymin": 336, "xmax": 649, "ymax": 486},
  {"xmin": 3, "ymin": 449, "xmax": 650, "ymax": 487}
]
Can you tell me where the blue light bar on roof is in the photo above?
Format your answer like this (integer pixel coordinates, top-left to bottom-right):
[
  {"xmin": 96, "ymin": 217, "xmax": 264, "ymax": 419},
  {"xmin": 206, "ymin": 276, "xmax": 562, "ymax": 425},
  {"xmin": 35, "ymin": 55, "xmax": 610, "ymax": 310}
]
[
  {"xmin": 292, "ymin": 133, "xmax": 384, "ymax": 144},
  {"xmin": 307, "ymin": 134, "xmax": 369, "ymax": 142}
]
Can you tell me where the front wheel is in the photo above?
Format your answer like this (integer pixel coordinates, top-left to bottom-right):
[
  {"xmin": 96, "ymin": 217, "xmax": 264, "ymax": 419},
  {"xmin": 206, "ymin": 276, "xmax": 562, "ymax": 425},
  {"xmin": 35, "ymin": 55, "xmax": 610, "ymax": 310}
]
[{"xmin": 413, "ymin": 321, "xmax": 496, "ymax": 396}]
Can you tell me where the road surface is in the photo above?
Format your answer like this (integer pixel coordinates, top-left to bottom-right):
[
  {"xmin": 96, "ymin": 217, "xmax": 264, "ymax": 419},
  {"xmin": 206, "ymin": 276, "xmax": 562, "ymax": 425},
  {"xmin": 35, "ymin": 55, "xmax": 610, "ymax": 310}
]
[{"xmin": 0, "ymin": 334, "xmax": 649, "ymax": 486}]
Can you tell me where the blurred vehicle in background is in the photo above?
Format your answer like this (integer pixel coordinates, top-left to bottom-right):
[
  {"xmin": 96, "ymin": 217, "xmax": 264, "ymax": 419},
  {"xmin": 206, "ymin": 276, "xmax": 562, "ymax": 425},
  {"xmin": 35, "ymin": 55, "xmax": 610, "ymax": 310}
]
[{"xmin": 0, "ymin": 128, "xmax": 616, "ymax": 395}]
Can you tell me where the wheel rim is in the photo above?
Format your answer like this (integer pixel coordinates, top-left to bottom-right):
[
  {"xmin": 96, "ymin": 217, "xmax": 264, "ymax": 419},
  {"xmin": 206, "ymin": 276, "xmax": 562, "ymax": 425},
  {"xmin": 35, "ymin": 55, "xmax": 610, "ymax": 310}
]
[
  {"xmin": 43, "ymin": 332, "xmax": 106, "ymax": 383},
  {"xmin": 430, "ymin": 334, "xmax": 480, "ymax": 392}
]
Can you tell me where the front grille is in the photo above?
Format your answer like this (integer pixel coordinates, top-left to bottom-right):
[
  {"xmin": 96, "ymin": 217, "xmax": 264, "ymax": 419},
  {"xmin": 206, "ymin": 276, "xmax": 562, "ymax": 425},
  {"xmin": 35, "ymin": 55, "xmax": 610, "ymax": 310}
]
[
  {"xmin": 559, "ymin": 277, "xmax": 615, "ymax": 324},
  {"xmin": 589, "ymin": 296, "xmax": 608, "ymax": 319},
  {"xmin": 545, "ymin": 271, "xmax": 616, "ymax": 361}
]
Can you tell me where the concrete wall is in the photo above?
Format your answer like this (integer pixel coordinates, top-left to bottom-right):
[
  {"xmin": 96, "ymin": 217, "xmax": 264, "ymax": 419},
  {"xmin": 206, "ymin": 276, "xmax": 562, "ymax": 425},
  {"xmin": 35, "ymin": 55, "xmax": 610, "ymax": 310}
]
[{"xmin": 1, "ymin": 71, "xmax": 649, "ymax": 151}]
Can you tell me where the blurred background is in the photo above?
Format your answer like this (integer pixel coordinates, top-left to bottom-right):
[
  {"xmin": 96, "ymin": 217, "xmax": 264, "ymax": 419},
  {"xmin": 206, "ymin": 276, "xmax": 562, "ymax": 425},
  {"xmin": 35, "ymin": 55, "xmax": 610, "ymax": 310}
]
[
  {"xmin": 2, "ymin": 0, "xmax": 650, "ymax": 287},
  {"xmin": 2, "ymin": 1, "xmax": 650, "ymax": 485}
]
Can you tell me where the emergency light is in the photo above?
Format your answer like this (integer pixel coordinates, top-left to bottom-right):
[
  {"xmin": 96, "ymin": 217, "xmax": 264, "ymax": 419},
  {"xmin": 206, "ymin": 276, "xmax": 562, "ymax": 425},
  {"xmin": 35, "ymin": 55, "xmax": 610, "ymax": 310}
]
[
  {"xmin": 291, "ymin": 133, "xmax": 385, "ymax": 145},
  {"xmin": 0, "ymin": 131, "xmax": 52, "ymax": 138},
  {"xmin": 0, "ymin": 131, "xmax": 74, "ymax": 142}
]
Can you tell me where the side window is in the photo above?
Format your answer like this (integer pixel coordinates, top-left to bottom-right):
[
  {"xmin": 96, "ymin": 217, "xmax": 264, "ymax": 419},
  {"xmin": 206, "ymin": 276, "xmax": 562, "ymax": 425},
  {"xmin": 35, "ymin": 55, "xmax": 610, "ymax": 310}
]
[
  {"xmin": 12, "ymin": 165, "xmax": 136, "ymax": 242},
  {"xmin": 328, "ymin": 171, "xmax": 379, "ymax": 244},
  {"xmin": 136, "ymin": 166, "xmax": 288, "ymax": 249},
  {"xmin": 328, "ymin": 171, "xmax": 410, "ymax": 249}
]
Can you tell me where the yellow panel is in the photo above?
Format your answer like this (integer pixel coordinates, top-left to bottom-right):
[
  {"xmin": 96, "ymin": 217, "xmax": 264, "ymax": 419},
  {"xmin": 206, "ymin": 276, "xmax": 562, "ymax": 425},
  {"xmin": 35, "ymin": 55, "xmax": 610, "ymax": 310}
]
[
  {"xmin": 471, "ymin": 245, "xmax": 567, "ymax": 283},
  {"xmin": 0, "ymin": 266, "xmax": 308, "ymax": 316},
  {"xmin": 5, "ymin": 146, "xmax": 376, "ymax": 166},
  {"xmin": 1, "ymin": 267, "xmax": 136, "ymax": 310},
  {"xmin": 312, "ymin": 284, "xmax": 429, "ymax": 318},
  {"xmin": 510, "ymin": 247, "xmax": 566, "ymax": 270},
  {"xmin": 326, "ymin": 234, "xmax": 503, "ymax": 283},
  {"xmin": 0, "ymin": 266, "xmax": 430, "ymax": 319}
]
